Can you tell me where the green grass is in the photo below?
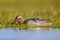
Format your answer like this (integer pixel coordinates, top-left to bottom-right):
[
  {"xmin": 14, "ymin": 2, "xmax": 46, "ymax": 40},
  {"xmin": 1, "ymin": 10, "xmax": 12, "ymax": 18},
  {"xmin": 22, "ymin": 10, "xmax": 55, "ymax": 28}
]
[{"xmin": 0, "ymin": 0, "xmax": 60, "ymax": 29}]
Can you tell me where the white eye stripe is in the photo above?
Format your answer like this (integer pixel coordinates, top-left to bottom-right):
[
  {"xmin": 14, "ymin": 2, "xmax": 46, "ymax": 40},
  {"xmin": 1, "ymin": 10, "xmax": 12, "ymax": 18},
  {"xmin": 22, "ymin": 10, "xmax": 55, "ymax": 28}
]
[{"xmin": 17, "ymin": 16, "xmax": 23, "ymax": 18}]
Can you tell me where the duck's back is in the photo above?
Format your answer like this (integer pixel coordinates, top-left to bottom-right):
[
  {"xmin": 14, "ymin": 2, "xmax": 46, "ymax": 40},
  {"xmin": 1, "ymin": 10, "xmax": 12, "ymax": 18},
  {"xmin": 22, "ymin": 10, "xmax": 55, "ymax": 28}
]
[
  {"xmin": 24, "ymin": 18, "xmax": 40, "ymax": 23},
  {"xmin": 24, "ymin": 18, "xmax": 41, "ymax": 26},
  {"xmin": 24, "ymin": 18, "xmax": 52, "ymax": 26}
]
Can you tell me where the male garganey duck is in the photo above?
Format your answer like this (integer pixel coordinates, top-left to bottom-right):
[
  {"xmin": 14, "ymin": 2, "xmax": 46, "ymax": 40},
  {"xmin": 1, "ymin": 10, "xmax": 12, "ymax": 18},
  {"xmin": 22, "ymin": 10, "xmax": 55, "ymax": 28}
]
[{"xmin": 12, "ymin": 16, "xmax": 52, "ymax": 26}]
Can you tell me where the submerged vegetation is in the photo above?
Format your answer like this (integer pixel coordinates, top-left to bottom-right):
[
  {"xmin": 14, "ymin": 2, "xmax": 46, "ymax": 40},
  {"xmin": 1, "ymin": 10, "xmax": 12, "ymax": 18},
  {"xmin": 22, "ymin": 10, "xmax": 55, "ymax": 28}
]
[{"xmin": 0, "ymin": 0, "xmax": 60, "ymax": 29}]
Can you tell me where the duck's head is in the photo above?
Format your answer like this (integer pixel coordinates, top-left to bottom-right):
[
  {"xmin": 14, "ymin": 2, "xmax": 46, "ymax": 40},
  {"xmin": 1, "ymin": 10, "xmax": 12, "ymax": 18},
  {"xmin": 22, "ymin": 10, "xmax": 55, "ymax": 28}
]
[{"xmin": 16, "ymin": 16, "xmax": 25, "ymax": 24}]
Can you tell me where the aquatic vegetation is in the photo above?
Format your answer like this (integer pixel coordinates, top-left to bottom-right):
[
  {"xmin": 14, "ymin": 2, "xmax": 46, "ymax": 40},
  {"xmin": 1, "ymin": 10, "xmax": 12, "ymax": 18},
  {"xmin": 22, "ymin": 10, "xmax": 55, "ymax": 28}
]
[{"xmin": 0, "ymin": 0, "xmax": 60, "ymax": 29}]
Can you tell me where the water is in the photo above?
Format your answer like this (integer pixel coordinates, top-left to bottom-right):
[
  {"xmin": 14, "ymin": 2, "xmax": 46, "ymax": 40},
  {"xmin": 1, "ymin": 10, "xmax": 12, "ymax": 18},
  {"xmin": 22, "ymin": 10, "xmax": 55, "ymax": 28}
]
[{"xmin": 0, "ymin": 28, "xmax": 60, "ymax": 40}]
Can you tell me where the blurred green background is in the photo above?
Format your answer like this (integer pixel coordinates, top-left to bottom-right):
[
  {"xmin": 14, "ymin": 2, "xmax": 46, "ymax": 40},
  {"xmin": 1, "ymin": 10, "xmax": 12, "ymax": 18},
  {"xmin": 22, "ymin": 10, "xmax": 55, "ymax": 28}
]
[{"xmin": 0, "ymin": 0, "xmax": 60, "ymax": 29}]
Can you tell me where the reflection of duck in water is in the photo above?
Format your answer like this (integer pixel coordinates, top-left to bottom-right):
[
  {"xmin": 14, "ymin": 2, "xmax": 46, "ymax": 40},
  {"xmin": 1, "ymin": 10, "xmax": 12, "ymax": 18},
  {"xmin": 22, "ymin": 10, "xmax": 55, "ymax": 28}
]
[{"xmin": 12, "ymin": 16, "xmax": 52, "ymax": 26}]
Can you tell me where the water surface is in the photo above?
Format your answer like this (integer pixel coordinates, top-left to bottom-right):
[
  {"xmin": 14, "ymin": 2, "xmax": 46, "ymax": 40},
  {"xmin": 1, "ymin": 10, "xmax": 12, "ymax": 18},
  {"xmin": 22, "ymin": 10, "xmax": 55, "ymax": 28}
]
[{"xmin": 0, "ymin": 28, "xmax": 60, "ymax": 40}]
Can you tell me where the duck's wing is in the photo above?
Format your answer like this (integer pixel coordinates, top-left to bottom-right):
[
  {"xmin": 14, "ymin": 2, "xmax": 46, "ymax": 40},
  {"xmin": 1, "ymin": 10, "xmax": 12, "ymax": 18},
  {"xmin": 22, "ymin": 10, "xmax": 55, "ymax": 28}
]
[{"xmin": 24, "ymin": 18, "xmax": 40, "ymax": 24}]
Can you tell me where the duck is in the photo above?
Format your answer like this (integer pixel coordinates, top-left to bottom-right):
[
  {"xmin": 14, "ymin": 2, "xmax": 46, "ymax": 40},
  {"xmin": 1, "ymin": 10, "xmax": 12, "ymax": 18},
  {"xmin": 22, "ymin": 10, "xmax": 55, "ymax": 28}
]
[{"xmin": 12, "ymin": 15, "xmax": 52, "ymax": 26}]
